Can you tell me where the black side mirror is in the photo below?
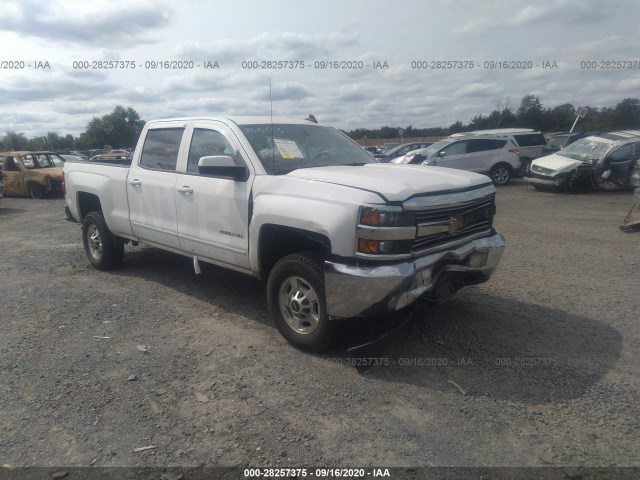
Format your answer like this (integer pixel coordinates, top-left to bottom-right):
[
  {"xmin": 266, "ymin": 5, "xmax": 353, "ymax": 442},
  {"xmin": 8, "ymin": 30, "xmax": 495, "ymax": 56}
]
[{"xmin": 198, "ymin": 156, "xmax": 248, "ymax": 181}]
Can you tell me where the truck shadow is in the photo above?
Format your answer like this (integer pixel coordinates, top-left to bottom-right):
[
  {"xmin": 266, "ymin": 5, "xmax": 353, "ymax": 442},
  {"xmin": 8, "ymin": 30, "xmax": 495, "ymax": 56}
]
[
  {"xmin": 0, "ymin": 207, "xmax": 26, "ymax": 216},
  {"xmin": 341, "ymin": 289, "xmax": 623, "ymax": 404},
  {"xmin": 111, "ymin": 247, "xmax": 621, "ymax": 405}
]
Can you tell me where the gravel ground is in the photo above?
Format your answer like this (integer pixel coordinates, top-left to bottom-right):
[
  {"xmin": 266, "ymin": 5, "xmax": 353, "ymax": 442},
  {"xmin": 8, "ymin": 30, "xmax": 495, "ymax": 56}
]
[{"xmin": 0, "ymin": 180, "xmax": 639, "ymax": 469}]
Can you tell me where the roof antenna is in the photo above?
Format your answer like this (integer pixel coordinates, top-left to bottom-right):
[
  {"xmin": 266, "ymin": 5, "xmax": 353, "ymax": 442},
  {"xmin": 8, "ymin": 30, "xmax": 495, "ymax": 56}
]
[{"xmin": 305, "ymin": 114, "xmax": 317, "ymax": 123}]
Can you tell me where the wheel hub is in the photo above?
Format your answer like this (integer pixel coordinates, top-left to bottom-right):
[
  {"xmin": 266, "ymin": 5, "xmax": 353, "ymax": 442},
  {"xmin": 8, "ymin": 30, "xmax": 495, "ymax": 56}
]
[
  {"xmin": 278, "ymin": 276, "xmax": 320, "ymax": 335},
  {"xmin": 87, "ymin": 225, "xmax": 103, "ymax": 260}
]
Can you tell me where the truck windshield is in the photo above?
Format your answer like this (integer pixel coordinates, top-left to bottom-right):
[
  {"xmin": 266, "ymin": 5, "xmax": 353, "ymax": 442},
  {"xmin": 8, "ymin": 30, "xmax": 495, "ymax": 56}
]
[
  {"xmin": 557, "ymin": 138, "xmax": 611, "ymax": 162},
  {"xmin": 239, "ymin": 124, "xmax": 377, "ymax": 175}
]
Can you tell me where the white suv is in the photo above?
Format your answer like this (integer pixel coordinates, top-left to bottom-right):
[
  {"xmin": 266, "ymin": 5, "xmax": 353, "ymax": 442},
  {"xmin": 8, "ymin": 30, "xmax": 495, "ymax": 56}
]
[
  {"xmin": 449, "ymin": 128, "xmax": 546, "ymax": 172},
  {"xmin": 391, "ymin": 135, "xmax": 521, "ymax": 185}
]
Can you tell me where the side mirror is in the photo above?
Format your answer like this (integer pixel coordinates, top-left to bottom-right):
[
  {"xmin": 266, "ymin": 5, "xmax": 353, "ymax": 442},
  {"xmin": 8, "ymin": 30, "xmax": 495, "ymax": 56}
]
[
  {"xmin": 437, "ymin": 151, "xmax": 446, "ymax": 157},
  {"xmin": 197, "ymin": 156, "xmax": 248, "ymax": 181}
]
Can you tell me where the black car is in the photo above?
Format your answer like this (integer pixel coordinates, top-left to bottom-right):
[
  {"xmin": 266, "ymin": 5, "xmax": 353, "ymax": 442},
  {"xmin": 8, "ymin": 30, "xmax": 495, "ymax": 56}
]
[{"xmin": 374, "ymin": 142, "xmax": 434, "ymax": 162}]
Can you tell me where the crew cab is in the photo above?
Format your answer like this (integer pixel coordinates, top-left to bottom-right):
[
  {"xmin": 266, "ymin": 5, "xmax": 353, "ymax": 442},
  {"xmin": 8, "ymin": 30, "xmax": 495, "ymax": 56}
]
[{"xmin": 63, "ymin": 116, "xmax": 505, "ymax": 351}]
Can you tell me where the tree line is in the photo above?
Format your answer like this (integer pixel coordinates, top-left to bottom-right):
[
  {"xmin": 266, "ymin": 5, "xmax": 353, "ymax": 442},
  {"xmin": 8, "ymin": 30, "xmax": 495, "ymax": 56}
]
[
  {"xmin": 0, "ymin": 106, "xmax": 145, "ymax": 152},
  {"xmin": 346, "ymin": 96, "xmax": 640, "ymax": 140},
  {"xmin": 2, "ymin": 96, "xmax": 640, "ymax": 151}
]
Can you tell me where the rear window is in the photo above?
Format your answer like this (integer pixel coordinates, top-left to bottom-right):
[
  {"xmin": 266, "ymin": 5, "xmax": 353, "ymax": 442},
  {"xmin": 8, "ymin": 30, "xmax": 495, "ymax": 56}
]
[
  {"xmin": 514, "ymin": 133, "xmax": 546, "ymax": 147},
  {"xmin": 139, "ymin": 128, "xmax": 184, "ymax": 171}
]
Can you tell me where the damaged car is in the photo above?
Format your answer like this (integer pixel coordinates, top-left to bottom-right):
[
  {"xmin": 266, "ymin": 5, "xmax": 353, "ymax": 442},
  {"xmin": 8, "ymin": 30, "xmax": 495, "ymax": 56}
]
[
  {"xmin": 526, "ymin": 131, "xmax": 640, "ymax": 192},
  {"xmin": 0, "ymin": 151, "xmax": 65, "ymax": 199}
]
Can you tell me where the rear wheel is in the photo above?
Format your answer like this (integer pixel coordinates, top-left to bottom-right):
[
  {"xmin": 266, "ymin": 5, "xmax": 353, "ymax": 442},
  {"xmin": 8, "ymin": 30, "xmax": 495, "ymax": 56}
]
[
  {"xmin": 267, "ymin": 252, "xmax": 336, "ymax": 352},
  {"xmin": 82, "ymin": 211, "xmax": 124, "ymax": 270},
  {"xmin": 490, "ymin": 164, "xmax": 512, "ymax": 185}
]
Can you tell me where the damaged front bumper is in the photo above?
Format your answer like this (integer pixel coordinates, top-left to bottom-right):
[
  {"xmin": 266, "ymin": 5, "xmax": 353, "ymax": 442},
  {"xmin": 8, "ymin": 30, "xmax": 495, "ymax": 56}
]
[
  {"xmin": 324, "ymin": 232, "xmax": 505, "ymax": 318},
  {"xmin": 524, "ymin": 173, "xmax": 566, "ymax": 188}
]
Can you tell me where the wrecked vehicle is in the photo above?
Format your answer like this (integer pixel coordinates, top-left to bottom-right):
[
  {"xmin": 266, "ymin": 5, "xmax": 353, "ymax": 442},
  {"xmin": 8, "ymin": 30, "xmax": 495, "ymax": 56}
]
[
  {"xmin": 64, "ymin": 116, "xmax": 505, "ymax": 352},
  {"xmin": 0, "ymin": 151, "xmax": 65, "ymax": 199},
  {"xmin": 526, "ymin": 131, "xmax": 640, "ymax": 192}
]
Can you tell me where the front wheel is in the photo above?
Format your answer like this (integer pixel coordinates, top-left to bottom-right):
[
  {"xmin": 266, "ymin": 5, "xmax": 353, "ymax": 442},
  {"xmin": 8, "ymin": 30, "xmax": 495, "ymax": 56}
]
[
  {"xmin": 267, "ymin": 252, "xmax": 336, "ymax": 352},
  {"xmin": 82, "ymin": 211, "xmax": 124, "ymax": 270},
  {"xmin": 490, "ymin": 164, "xmax": 512, "ymax": 185},
  {"xmin": 30, "ymin": 183, "xmax": 43, "ymax": 199}
]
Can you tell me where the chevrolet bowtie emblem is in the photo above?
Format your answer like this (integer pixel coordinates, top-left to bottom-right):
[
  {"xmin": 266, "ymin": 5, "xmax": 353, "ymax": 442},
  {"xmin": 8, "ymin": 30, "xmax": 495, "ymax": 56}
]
[{"xmin": 448, "ymin": 215, "xmax": 464, "ymax": 234}]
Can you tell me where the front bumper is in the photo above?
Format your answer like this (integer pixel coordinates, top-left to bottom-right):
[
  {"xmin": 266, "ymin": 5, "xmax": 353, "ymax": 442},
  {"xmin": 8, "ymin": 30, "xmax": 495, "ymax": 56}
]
[
  {"xmin": 524, "ymin": 173, "xmax": 565, "ymax": 187},
  {"xmin": 324, "ymin": 232, "xmax": 505, "ymax": 318}
]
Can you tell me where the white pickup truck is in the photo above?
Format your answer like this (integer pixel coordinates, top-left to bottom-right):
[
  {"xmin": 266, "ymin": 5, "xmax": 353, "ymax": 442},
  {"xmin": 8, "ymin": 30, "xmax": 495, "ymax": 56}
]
[{"xmin": 63, "ymin": 116, "xmax": 505, "ymax": 351}]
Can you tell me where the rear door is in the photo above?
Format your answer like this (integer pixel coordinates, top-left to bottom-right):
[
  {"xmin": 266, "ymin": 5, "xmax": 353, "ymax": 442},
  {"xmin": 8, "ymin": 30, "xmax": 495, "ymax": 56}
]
[
  {"xmin": 465, "ymin": 139, "xmax": 507, "ymax": 172},
  {"xmin": 128, "ymin": 124, "xmax": 187, "ymax": 250},
  {"xmin": 174, "ymin": 121, "xmax": 253, "ymax": 270}
]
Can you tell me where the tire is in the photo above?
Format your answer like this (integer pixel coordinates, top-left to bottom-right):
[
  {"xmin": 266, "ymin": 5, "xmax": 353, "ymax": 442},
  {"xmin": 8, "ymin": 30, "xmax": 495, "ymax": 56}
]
[
  {"xmin": 267, "ymin": 252, "xmax": 336, "ymax": 352},
  {"xmin": 82, "ymin": 211, "xmax": 124, "ymax": 270},
  {"xmin": 565, "ymin": 170, "xmax": 579, "ymax": 193},
  {"xmin": 30, "ymin": 183, "xmax": 43, "ymax": 199},
  {"xmin": 489, "ymin": 164, "xmax": 512, "ymax": 185}
]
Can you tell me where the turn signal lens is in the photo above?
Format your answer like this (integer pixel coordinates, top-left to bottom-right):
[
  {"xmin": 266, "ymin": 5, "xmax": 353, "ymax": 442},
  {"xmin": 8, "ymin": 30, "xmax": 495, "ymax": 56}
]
[{"xmin": 358, "ymin": 239, "xmax": 380, "ymax": 254}]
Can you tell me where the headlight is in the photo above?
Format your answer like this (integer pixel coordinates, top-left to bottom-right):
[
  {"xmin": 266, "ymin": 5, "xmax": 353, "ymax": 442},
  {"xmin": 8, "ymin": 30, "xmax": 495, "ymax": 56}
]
[
  {"xmin": 357, "ymin": 206, "xmax": 415, "ymax": 257},
  {"xmin": 359, "ymin": 206, "xmax": 413, "ymax": 227}
]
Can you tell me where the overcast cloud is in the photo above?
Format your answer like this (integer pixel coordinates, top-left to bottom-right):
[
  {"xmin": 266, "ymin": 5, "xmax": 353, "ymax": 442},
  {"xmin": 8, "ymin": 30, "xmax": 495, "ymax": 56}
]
[{"xmin": 1, "ymin": 0, "xmax": 639, "ymax": 136}]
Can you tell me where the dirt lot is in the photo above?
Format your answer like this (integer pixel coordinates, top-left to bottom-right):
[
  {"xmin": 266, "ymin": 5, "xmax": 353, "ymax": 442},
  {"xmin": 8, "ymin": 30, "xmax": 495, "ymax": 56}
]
[{"xmin": 1, "ymin": 180, "xmax": 639, "ymax": 469}]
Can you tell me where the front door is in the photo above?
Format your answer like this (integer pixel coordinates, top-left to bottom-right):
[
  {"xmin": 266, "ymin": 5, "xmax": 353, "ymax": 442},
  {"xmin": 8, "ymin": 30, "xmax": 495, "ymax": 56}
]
[{"xmin": 175, "ymin": 122, "xmax": 253, "ymax": 270}]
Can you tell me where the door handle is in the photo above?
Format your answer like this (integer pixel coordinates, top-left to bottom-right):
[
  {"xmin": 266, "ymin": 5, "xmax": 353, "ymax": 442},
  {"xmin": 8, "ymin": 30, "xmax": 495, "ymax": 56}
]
[
  {"xmin": 129, "ymin": 179, "xmax": 142, "ymax": 186},
  {"xmin": 177, "ymin": 186, "xmax": 193, "ymax": 195}
]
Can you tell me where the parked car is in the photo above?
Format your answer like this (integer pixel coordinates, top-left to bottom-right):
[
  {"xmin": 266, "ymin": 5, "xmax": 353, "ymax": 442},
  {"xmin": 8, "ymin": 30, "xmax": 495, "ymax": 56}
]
[
  {"xmin": 378, "ymin": 142, "xmax": 400, "ymax": 153},
  {"xmin": 0, "ymin": 151, "xmax": 64, "ymax": 198},
  {"xmin": 0, "ymin": 169, "xmax": 4, "ymax": 204},
  {"xmin": 375, "ymin": 142, "xmax": 434, "ymax": 162},
  {"xmin": 542, "ymin": 132, "xmax": 599, "ymax": 155},
  {"xmin": 87, "ymin": 152, "xmax": 133, "ymax": 164},
  {"xmin": 59, "ymin": 154, "xmax": 85, "ymax": 163},
  {"xmin": 391, "ymin": 135, "xmax": 521, "ymax": 185},
  {"xmin": 526, "ymin": 131, "xmax": 640, "ymax": 191},
  {"xmin": 449, "ymin": 128, "xmax": 546, "ymax": 173},
  {"xmin": 363, "ymin": 146, "xmax": 380, "ymax": 155}
]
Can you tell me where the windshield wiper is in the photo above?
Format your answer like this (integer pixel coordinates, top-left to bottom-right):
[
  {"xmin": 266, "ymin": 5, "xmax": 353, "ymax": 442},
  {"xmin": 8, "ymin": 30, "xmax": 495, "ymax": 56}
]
[{"xmin": 341, "ymin": 162, "xmax": 368, "ymax": 166}]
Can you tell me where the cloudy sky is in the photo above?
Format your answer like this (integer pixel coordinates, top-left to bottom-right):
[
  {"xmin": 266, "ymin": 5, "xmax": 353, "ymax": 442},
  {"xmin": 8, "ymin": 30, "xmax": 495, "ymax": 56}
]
[{"xmin": 1, "ymin": 0, "xmax": 640, "ymax": 137}]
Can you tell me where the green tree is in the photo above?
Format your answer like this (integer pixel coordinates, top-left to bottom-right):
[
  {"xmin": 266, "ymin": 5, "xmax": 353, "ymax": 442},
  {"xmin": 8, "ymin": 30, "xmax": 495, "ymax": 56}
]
[
  {"xmin": 609, "ymin": 98, "xmax": 640, "ymax": 129},
  {"xmin": 77, "ymin": 106, "xmax": 145, "ymax": 148},
  {"xmin": 517, "ymin": 94, "xmax": 545, "ymax": 129},
  {"xmin": 1, "ymin": 131, "xmax": 29, "ymax": 150}
]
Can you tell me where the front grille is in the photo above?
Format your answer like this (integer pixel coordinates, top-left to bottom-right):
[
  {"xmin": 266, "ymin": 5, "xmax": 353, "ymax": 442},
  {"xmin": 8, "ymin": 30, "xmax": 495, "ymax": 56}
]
[{"xmin": 412, "ymin": 196, "xmax": 495, "ymax": 253}]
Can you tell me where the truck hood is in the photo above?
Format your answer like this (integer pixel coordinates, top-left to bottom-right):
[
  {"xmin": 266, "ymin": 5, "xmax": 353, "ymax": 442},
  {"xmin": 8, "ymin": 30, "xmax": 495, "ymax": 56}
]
[
  {"xmin": 532, "ymin": 154, "xmax": 582, "ymax": 172},
  {"xmin": 286, "ymin": 164, "xmax": 492, "ymax": 202}
]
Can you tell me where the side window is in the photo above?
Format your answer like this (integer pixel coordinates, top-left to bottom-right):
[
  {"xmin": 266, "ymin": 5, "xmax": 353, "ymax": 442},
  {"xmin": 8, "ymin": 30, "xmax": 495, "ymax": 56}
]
[
  {"xmin": 443, "ymin": 141, "xmax": 467, "ymax": 155},
  {"xmin": 609, "ymin": 144, "xmax": 633, "ymax": 162},
  {"xmin": 514, "ymin": 133, "xmax": 546, "ymax": 147},
  {"xmin": 22, "ymin": 155, "xmax": 35, "ymax": 168},
  {"xmin": 187, "ymin": 128, "xmax": 240, "ymax": 173},
  {"xmin": 468, "ymin": 139, "xmax": 506, "ymax": 153},
  {"xmin": 633, "ymin": 143, "xmax": 640, "ymax": 161},
  {"xmin": 139, "ymin": 128, "xmax": 184, "ymax": 171}
]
